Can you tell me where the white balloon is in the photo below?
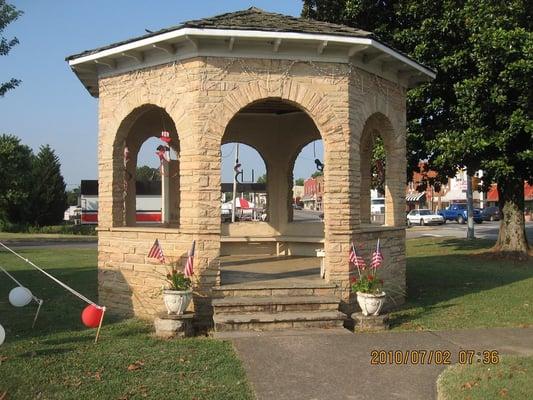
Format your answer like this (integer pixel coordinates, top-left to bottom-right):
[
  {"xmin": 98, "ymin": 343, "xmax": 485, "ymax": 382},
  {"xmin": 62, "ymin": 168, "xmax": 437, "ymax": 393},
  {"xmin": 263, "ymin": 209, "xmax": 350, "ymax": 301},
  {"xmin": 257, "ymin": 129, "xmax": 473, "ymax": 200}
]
[
  {"xmin": 9, "ymin": 286, "xmax": 33, "ymax": 307},
  {"xmin": 0, "ymin": 324, "xmax": 5, "ymax": 346}
]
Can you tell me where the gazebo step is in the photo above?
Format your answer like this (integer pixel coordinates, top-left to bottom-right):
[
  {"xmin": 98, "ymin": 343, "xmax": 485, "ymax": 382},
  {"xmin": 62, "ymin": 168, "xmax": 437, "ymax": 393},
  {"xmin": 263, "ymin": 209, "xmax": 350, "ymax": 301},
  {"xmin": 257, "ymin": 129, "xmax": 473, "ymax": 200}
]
[
  {"xmin": 212, "ymin": 283, "xmax": 337, "ymax": 298},
  {"xmin": 214, "ymin": 310, "xmax": 346, "ymax": 332},
  {"xmin": 212, "ymin": 295, "xmax": 339, "ymax": 313}
]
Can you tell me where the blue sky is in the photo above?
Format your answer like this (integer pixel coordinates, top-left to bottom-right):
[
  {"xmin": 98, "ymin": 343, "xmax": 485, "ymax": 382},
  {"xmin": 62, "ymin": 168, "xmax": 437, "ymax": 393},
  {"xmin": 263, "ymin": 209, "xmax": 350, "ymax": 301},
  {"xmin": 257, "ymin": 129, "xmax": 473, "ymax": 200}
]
[{"xmin": 1, "ymin": 0, "xmax": 322, "ymax": 186}]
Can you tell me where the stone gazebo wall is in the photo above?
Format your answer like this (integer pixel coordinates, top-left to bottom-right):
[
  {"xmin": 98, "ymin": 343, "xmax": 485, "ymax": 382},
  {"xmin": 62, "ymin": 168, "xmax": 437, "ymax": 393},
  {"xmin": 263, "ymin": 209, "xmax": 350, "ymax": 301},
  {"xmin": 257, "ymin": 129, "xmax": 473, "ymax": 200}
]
[{"xmin": 96, "ymin": 56, "xmax": 407, "ymax": 326}]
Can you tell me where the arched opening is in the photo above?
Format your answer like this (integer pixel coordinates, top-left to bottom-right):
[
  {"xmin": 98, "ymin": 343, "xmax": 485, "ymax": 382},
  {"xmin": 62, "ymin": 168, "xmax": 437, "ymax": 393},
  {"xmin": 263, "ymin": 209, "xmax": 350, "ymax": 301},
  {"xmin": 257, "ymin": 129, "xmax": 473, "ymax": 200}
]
[
  {"xmin": 220, "ymin": 142, "xmax": 267, "ymax": 223},
  {"xmin": 290, "ymin": 139, "xmax": 325, "ymax": 223},
  {"xmin": 114, "ymin": 104, "xmax": 180, "ymax": 227},
  {"xmin": 360, "ymin": 113, "xmax": 395, "ymax": 226},
  {"xmin": 219, "ymin": 98, "xmax": 326, "ymax": 286}
]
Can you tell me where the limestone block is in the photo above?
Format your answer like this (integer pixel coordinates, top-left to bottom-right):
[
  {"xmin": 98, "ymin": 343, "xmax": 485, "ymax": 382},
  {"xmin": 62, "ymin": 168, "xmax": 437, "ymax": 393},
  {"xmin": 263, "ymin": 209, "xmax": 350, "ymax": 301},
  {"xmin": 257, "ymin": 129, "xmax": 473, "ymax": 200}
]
[
  {"xmin": 154, "ymin": 312, "xmax": 195, "ymax": 338},
  {"xmin": 352, "ymin": 312, "xmax": 390, "ymax": 332}
]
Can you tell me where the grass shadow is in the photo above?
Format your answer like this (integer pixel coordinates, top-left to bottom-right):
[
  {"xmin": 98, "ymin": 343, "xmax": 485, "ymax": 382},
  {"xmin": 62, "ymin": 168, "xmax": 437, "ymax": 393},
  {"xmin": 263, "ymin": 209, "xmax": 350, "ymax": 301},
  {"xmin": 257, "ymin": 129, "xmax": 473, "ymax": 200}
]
[{"xmin": 391, "ymin": 237, "xmax": 533, "ymax": 330}]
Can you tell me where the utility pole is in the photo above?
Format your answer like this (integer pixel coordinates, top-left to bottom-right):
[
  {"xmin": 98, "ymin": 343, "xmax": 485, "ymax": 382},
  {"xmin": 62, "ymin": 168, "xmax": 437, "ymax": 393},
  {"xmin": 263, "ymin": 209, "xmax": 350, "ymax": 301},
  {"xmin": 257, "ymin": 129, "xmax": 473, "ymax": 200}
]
[
  {"xmin": 466, "ymin": 172, "xmax": 475, "ymax": 239},
  {"xmin": 231, "ymin": 143, "xmax": 239, "ymax": 223}
]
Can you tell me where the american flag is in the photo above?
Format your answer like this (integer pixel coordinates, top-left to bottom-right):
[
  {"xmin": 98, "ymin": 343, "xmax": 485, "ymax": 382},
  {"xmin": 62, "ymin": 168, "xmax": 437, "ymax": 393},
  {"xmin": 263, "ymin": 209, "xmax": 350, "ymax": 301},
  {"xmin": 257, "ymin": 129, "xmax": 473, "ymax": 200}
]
[
  {"xmin": 184, "ymin": 240, "xmax": 195, "ymax": 278},
  {"xmin": 371, "ymin": 239, "xmax": 384, "ymax": 269},
  {"xmin": 147, "ymin": 239, "xmax": 165, "ymax": 263},
  {"xmin": 349, "ymin": 242, "xmax": 366, "ymax": 270}
]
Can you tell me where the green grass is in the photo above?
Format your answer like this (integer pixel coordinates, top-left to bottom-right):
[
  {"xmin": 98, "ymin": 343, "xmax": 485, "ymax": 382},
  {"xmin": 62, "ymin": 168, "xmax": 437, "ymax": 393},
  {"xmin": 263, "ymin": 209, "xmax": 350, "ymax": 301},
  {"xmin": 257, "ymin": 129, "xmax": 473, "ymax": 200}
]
[
  {"xmin": 437, "ymin": 356, "xmax": 533, "ymax": 400},
  {"xmin": 390, "ymin": 237, "xmax": 533, "ymax": 331},
  {"xmin": 0, "ymin": 247, "xmax": 252, "ymax": 400}
]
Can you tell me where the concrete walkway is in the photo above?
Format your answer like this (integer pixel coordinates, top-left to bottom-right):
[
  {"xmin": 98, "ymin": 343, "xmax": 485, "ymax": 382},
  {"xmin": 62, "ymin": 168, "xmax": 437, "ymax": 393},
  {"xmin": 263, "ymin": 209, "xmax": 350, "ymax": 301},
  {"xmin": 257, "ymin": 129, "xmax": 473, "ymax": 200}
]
[{"xmin": 224, "ymin": 327, "xmax": 533, "ymax": 400}]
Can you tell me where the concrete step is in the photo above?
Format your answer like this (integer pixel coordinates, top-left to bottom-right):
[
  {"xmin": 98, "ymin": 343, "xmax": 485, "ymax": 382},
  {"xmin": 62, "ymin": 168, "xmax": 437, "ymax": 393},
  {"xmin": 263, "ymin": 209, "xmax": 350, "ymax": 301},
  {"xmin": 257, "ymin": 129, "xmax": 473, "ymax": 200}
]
[
  {"xmin": 212, "ymin": 283, "xmax": 337, "ymax": 298},
  {"xmin": 214, "ymin": 310, "xmax": 346, "ymax": 332},
  {"xmin": 212, "ymin": 295, "xmax": 340, "ymax": 313}
]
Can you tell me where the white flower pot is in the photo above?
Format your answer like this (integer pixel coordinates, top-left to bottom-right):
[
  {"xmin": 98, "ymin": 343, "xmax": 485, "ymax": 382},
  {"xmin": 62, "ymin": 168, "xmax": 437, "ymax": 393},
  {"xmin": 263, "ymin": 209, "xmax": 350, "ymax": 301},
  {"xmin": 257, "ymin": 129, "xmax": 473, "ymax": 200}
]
[
  {"xmin": 163, "ymin": 289, "xmax": 192, "ymax": 315},
  {"xmin": 356, "ymin": 291, "xmax": 386, "ymax": 316}
]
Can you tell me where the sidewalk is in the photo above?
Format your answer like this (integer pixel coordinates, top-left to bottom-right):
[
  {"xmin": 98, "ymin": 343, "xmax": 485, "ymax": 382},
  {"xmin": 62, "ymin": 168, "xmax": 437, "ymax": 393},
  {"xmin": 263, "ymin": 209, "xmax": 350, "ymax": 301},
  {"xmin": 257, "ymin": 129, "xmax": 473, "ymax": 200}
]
[{"xmin": 225, "ymin": 327, "xmax": 533, "ymax": 400}]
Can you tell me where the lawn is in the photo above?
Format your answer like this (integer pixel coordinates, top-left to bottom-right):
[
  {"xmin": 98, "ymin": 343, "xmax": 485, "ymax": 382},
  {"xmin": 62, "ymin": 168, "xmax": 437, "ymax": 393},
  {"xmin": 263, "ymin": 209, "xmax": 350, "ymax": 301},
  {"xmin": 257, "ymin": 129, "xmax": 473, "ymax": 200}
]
[
  {"xmin": 0, "ymin": 247, "xmax": 252, "ymax": 400},
  {"xmin": 437, "ymin": 356, "xmax": 533, "ymax": 400},
  {"xmin": 390, "ymin": 237, "xmax": 533, "ymax": 330}
]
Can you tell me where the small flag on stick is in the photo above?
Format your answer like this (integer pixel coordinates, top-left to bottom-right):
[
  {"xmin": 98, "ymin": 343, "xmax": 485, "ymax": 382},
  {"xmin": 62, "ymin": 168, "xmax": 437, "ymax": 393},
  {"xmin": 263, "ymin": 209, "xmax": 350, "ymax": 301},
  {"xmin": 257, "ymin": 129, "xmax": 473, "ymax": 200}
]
[
  {"xmin": 148, "ymin": 239, "xmax": 165, "ymax": 263},
  {"xmin": 184, "ymin": 240, "xmax": 195, "ymax": 278},
  {"xmin": 349, "ymin": 242, "xmax": 366, "ymax": 270},
  {"xmin": 371, "ymin": 239, "xmax": 383, "ymax": 269}
]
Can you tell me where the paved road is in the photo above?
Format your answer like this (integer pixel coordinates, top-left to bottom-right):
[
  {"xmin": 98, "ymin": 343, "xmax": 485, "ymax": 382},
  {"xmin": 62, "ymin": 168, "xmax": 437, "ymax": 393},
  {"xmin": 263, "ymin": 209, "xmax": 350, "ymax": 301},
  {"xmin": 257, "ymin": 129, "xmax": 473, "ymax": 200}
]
[
  {"xmin": 407, "ymin": 220, "xmax": 533, "ymax": 241},
  {"xmin": 226, "ymin": 327, "xmax": 533, "ymax": 400}
]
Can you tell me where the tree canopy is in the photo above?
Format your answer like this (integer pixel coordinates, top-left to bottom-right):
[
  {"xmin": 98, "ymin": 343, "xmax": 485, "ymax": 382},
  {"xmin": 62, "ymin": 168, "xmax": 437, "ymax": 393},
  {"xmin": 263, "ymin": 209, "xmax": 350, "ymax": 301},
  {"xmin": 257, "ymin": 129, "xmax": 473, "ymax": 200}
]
[
  {"xmin": 0, "ymin": 0, "xmax": 23, "ymax": 97},
  {"xmin": 302, "ymin": 0, "xmax": 532, "ymax": 257},
  {"xmin": 0, "ymin": 134, "xmax": 33, "ymax": 224},
  {"xmin": 0, "ymin": 136, "xmax": 68, "ymax": 228},
  {"xmin": 136, "ymin": 165, "xmax": 160, "ymax": 181},
  {"xmin": 256, "ymin": 174, "xmax": 267, "ymax": 184}
]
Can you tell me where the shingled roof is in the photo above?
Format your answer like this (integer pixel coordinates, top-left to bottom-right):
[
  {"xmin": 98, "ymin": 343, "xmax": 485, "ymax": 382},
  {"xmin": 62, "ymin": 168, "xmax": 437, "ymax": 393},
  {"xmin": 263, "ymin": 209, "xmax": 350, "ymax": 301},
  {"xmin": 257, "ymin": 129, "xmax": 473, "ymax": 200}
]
[{"xmin": 67, "ymin": 7, "xmax": 375, "ymax": 60}]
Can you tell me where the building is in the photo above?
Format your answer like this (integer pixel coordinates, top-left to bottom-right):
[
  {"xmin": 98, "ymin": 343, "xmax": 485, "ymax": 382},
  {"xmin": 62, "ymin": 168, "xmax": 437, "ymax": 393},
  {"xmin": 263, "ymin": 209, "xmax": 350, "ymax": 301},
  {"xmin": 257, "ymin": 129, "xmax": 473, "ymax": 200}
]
[
  {"xmin": 406, "ymin": 167, "xmax": 486, "ymax": 211},
  {"xmin": 292, "ymin": 185, "xmax": 304, "ymax": 205},
  {"xmin": 67, "ymin": 7, "xmax": 433, "ymax": 329},
  {"xmin": 486, "ymin": 183, "xmax": 533, "ymax": 213},
  {"xmin": 302, "ymin": 175, "xmax": 324, "ymax": 210},
  {"xmin": 79, "ymin": 180, "xmax": 163, "ymax": 224}
]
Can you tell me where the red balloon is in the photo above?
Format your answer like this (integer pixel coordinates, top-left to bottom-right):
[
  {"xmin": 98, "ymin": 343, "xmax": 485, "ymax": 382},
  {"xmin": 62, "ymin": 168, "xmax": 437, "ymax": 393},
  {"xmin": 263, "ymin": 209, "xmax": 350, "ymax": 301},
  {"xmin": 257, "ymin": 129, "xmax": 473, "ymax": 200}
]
[{"xmin": 81, "ymin": 305, "xmax": 104, "ymax": 328}]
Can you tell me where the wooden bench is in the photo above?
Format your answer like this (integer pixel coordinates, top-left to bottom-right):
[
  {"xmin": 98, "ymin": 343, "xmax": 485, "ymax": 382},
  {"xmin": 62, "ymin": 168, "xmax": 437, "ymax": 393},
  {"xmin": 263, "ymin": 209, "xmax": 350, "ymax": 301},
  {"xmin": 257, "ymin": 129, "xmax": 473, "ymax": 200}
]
[{"xmin": 221, "ymin": 235, "xmax": 324, "ymax": 256}]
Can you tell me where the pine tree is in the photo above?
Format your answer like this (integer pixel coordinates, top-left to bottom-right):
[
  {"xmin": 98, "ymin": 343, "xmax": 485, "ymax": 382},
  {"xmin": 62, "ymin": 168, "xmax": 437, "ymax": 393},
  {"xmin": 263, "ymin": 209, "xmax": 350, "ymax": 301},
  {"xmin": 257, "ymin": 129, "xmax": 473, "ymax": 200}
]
[{"xmin": 30, "ymin": 145, "xmax": 67, "ymax": 226}]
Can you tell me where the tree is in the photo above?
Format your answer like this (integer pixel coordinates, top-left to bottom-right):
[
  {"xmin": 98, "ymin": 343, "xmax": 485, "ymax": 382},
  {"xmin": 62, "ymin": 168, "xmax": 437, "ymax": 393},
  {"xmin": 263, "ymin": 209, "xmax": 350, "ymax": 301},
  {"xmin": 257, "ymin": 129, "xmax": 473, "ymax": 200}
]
[
  {"xmin": 0, "ymin": 1, "xmax": 23, "ymax": 97},
  {"xmin": 29, "ymin": 145, "xmax": 67, "ymax": 226},
  {"xmin": 136, "ymin": 165, "xmax": 160, "ymax": 181},
  {"xmin": 311, "ymin": 171, "xmax": 323, "ymax": 178},
  {"xmin": 371, "ymin": 136, "xmax": 385, "ymax": 196},
  {"xmin": 294, "ymin": 178, "xmax": 305, "ymax": 186},
  {"xmin": 302, "ymin": 0, "xmax": 532, "ymax": 258},
  {"xmin": 257, "ymin": 174, "xmax": 267, "ymax": 184},
  {"xmin": 0, "ymin": 134, "xmax": 33, "ymax": 224},
  {"xmin": 67, "ymin": 186, "xmax": 80, "ymax": 206}
]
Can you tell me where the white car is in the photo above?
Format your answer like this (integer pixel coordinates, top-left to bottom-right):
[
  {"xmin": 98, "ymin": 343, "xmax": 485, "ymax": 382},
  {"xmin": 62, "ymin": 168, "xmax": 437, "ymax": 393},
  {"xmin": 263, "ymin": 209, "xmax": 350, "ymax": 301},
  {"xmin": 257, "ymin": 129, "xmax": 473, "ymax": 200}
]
[{"xmin": 407, "ymin": 209, "xmax": 444, "ymax": 226}]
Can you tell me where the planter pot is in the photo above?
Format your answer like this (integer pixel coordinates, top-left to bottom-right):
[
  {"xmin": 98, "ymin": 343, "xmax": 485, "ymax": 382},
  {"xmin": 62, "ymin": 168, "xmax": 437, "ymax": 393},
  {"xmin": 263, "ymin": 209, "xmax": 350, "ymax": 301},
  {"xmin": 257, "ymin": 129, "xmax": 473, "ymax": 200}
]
[
  {"xmin": 163, "ymin": 289, "xmax": 192, "ymax": 315},
  {"xmin": 356, "ymin": 291, "xmax": 386, "ymax": 316}
]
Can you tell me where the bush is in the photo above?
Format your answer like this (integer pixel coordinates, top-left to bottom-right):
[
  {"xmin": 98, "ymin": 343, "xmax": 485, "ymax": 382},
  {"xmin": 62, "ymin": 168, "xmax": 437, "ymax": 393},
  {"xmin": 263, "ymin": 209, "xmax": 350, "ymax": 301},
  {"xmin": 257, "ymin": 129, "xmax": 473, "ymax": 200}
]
[
  {"xmin": 0, "ymin": 222, "xmax": 96, "ymax": 236},
  {"xmin": 0, "ymin": 220, "xmax": 29, "ymax": 233},
  {"xmin": 27, "ymin": 225, "xmax": 96, "ymax": 236}
]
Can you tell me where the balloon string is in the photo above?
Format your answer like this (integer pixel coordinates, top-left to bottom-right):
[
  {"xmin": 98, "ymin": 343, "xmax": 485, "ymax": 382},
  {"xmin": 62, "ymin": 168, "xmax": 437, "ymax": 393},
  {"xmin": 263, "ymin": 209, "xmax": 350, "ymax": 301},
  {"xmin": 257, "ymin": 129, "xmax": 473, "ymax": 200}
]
[
  {"xmin": 0, "ymin": 242, "xmax": 102, "ymax": 309},
  {"xmin": 0, "ymin": 265, "xmax": 24, "ymax": 287}
]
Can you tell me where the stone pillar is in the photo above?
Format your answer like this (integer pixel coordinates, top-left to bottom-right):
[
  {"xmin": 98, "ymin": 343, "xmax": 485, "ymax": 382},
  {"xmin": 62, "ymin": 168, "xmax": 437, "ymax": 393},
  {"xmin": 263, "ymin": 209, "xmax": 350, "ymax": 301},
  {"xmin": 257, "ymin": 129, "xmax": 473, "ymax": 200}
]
[
  {"xmin": 178, "ymin": 128, "xmax": 221, "ymax": 327},
  {"xmin": 385, "ymin": 143, "xmax": 406, "ymax": 227}
]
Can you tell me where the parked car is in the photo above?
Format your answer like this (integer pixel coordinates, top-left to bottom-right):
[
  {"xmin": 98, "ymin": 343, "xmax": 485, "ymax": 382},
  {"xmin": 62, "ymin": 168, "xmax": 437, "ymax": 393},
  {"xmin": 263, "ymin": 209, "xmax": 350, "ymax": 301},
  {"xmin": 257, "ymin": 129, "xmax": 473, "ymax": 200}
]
[
  {"xmin": 407, "ymin": 209, "xmax": 445, "ymax": 226},
  {"xmin": 438, "ymin": 203, "xmax": 483, "ymax": 224},
  {"xmin": 292, "ymin": 204, "xmax": 302, "ymax": 210},
  {"xmin": 481, "ymin": 206, "xmax": 500, "ymax": 221}
]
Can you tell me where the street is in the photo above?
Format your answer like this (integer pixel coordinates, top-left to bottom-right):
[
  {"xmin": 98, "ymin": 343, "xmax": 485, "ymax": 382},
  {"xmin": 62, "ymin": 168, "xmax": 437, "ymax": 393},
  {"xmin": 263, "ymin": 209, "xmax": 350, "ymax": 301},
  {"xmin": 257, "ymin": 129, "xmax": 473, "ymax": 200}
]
[
  {"xmin": 294, "ymin": 209, "xmax": 533, "ymax": 241},
  {"xmin": 406, "ymin": 220, "xmax": 533, "ymax": 241}
]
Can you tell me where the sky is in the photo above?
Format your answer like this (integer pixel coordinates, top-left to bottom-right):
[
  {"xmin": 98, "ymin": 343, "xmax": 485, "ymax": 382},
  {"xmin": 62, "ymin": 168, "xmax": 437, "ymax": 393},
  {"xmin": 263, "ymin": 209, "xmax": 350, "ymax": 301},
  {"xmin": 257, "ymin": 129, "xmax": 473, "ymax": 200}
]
[{"xmin": 1, "ymin": 0, "xmax": 323, "ymax": 187}]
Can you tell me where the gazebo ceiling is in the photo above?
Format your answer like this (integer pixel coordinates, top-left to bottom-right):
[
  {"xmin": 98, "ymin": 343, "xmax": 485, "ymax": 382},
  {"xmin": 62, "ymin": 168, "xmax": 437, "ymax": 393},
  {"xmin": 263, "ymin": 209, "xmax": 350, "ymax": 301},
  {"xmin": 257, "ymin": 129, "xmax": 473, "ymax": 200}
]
[
  {"xmin": 239, "ymin": 99, "xmax": 303, "ymax": 115},
  {"xmin": 66, "ymin": 7, "xmax": 435, "ymax": 97}
]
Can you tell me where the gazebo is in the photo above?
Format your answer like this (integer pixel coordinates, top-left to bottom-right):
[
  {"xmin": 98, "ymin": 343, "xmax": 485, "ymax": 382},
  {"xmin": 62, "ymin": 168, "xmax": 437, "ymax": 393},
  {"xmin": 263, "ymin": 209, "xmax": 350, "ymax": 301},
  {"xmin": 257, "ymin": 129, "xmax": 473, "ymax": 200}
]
[{"xmin": 67, "ymin": 8, "xmax": 434, "ymax": 331}]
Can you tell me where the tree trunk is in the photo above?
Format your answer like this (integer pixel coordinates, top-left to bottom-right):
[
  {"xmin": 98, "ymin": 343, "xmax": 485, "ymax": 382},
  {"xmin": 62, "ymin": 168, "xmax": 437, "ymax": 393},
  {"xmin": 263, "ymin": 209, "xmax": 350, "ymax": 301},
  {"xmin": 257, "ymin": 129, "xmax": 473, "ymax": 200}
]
[{"xmin": 494, "ymin": 179, "xmax": 529, "ymax": 259}]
